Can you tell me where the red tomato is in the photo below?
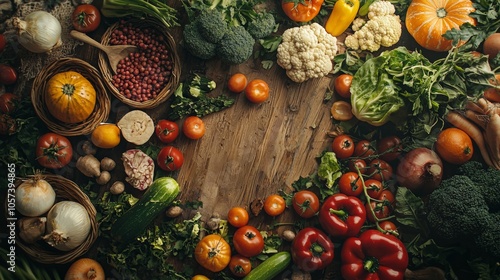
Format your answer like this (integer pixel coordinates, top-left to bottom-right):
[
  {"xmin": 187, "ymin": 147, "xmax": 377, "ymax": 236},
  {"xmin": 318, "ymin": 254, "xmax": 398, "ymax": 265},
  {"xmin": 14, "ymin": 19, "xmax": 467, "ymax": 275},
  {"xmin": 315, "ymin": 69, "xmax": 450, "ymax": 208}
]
[
  {"xmin": 232, "ymin": 225, "xmax": 264, "ymax": 258},
  {"xmin": 155, "ymin": 119, "xmax": 179, "ymax": 143},
  {"xmin": 183, "ymin": 116, "xmax": 206, "ymax": 140},
  {"xmin": 377, "ymin": 136, "xmax": 403, "ymax": 162},
  {"xmin": 334, "ymin": 74, "xmax": 353, "ymax": 98},
  {"xmin": 364, "ymin": 179, "xmax": 383, "ymax": 199},
  {"xmin": 36, "ymin": 133, "xmax": 73, "ymax": 169},
  {"xmin": 378, "ymin": 189, "xmax": 395, "ymax": 206},
  {"xmin": 379, "ymin": 220, "xmax": 398, "ymax": 235},
  {"xmin": 0, "ymin": 34, "xmax": 6, "ymax": 52},
  {"xmin": 0, "ymin": 64, "xmax": 17, "ymax": 85},
  {"xmin": 228, "ymin": 207, "xmax": 249, "ymax": 228},
  {"xmin": 353, "ymin": 139, "xmax": 376, "ymax": 159},
  {"xmin": 228, "ymin": 73, "xmax": 248, "ymax": 93},
  {"xmin": 338, "ymin": 172, "xmax": 363, "ymax": 197},
  {"xmin": 292, "ymin": 190, "xmax": 320, "ymax": 218},
  {"xmin": 263, "ymin": 194, "xmax": 286, "ymax": 217},
  {"xmin": 367, "ymin": 159, "xmax": 393, "ymax": 182},
  {"xmin": 0, "ymin": 93, "xmax": 18, "ymax": 115},
  {"xmin": 245, "ymin": 79, "xmax": 269, "ymax": 103},
  {"xmin": 157, "ymin": 146, "xmax": 184, "ymax": 171},
  {"xmin": 366, "ymin": 201, "xmax": 390, "ymax": 223},
  {"xmin": 332, "ymin": 135, "xmax": 355, "ymax": 159},
  {"xmin": 229, "ymin": 255, "xmax": 252, "ymax": 277},
  {"xmin": 347, "ymin": 158, "xmax": 367, "ymax": 174},
  {"xmin": 72, "ymin": 4, "xmax": 101, "ymax": 33}
]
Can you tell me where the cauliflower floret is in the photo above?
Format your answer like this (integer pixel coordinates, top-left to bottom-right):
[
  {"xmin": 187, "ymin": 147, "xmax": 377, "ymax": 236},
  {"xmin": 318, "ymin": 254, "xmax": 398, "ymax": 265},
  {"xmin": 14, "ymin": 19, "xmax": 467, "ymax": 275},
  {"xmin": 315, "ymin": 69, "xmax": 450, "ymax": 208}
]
[
  {"xmin": 368, "ymin": 0, "xmax": 396, "ymax": 19},
  {"xmin": 351, "ymin": 18, "xmax": 366, "ymax": 32},
  {"xmin": 345, "ymin": 1, "xmax": 401, "ymax": 52},
  {"xmin": 277, "ymin": 23, "xmax": 338, "ymax": 83}
]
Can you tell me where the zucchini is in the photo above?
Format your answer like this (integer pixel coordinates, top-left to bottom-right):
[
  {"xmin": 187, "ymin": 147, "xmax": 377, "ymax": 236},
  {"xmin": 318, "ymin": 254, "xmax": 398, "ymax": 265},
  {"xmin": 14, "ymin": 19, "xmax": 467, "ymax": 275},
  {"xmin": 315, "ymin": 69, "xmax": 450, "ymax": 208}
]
[
  {"xmin": 111, "ymin": 177, "xmax": 180, "ymax": 244},
  {"xmin": 243, "ymin": 251, "xmax": 291, "ymax": 280}
]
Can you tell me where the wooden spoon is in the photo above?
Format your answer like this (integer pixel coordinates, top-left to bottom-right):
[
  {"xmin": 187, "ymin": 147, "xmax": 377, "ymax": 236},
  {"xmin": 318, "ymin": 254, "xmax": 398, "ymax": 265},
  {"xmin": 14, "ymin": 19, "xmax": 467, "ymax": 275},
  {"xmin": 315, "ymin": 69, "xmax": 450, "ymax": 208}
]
[{"xmin": 70, "ymin": 30, "xmax": 137, "ymax": 73}]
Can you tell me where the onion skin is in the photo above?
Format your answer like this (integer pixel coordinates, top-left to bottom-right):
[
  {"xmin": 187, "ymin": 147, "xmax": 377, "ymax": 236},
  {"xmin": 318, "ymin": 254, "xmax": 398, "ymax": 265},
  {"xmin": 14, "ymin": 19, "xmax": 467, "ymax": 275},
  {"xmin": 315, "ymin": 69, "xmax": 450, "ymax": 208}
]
[
  {"xmin": 65, "ymin": 258, "xmax": 105, "ymax": 280},
  {"xmin": 396, "ymin": 147, "xmax": 443, "ymax": 196}
]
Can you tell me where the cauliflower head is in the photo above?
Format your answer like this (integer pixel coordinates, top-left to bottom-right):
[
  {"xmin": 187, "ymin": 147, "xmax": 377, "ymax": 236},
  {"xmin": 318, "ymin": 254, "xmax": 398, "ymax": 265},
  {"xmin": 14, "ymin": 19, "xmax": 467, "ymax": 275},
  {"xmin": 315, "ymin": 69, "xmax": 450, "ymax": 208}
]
[
  {"xmin": 277, "ymin": 23, "xmax": 338, "ymax": 83},
  {"xmin": 345, "ymin": 1, "xmax": 401, "ymax": 52}
]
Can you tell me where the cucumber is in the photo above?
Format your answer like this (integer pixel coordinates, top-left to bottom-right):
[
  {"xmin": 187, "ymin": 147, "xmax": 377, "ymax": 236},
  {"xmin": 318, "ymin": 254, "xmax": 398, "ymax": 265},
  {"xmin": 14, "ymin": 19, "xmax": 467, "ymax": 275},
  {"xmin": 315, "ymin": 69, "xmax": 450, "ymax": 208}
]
[
  {"xmin": 243, "ymin": 251, "xmax": 291, "ymax": 280},
  {"xmin": 111, "ymin": 177, "xmax": 180, "ymax": 244}
]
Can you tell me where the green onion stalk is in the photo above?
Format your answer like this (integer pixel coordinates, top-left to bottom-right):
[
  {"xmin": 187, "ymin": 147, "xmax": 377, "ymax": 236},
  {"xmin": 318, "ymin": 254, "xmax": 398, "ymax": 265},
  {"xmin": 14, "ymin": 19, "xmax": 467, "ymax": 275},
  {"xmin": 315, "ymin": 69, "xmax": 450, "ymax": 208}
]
[{"xmin": 101, "ymin": 0, "xmax": 180, "ymax": 28}]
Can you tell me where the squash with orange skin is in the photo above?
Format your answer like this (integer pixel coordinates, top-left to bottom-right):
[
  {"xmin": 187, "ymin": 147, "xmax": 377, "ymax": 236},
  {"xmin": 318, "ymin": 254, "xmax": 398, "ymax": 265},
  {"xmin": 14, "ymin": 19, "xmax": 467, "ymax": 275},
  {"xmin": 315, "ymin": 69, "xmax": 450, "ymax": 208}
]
[
  {"xmin": 46, "ymin": 71, "xmax": 96, "ymax": 123},
  {"xmin": 405, "ymin": 0, "xmax": 475, "ymax": 52}
]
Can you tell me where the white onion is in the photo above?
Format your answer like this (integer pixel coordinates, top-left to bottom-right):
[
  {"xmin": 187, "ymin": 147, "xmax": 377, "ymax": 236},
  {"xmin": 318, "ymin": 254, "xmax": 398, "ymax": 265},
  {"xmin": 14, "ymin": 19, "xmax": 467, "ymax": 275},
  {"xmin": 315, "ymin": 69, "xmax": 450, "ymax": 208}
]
[
  {"xmin": 15, "ymin": 177, "xmax": 56, "ymax": 217},
  {"xmin": 43, "ymin": 201, "xmax": 91, "ymax": 251},
  {"xmin": 12, "ymin": 11, "xmax": 62, "ymax": 53}
]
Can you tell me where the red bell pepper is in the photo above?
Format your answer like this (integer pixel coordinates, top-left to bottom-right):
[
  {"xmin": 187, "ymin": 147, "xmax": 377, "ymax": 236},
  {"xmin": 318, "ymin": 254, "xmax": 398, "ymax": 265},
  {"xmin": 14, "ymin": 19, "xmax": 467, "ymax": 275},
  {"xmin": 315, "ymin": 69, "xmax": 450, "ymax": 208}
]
[
  {"xmin": 291, "ymin": 227, "xmax": 335, "ymax": 272},
  {"xmin": 318, "ymin": 193, "xmax": 366, "ymax": 239},
  {"xmin": 341, "ymin": 229, "xmax": 409, "ymax": 280}
]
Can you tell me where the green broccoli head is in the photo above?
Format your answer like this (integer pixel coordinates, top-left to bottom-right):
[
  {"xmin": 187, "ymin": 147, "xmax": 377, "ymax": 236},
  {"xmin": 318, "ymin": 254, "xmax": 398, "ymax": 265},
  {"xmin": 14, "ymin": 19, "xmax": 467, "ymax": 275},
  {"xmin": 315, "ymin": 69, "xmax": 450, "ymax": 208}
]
[
  {"xmin": 472, "ymin": 213, "xmax": 500, "ymax": 260},
  {"xmin": 216, "ymin": 25, "xmax": 255, "ymax": 64},
  {"xmin": 183, "ymin": 21, "xmax": 217, "ymax": 60},
  {"xmin": 426, "ymin": 175, "xmax": 491, "ymax": 246},
  {"xmin": 198, "ymin": 9, "xmax": 228, "ymax": 44},
  {"xmin": 247, "ymin": 12, "xmax": 276, "ymax": 39},
  {"xmin": 456, "ymin": 161, "xmax": 500, "ymax": 212}
]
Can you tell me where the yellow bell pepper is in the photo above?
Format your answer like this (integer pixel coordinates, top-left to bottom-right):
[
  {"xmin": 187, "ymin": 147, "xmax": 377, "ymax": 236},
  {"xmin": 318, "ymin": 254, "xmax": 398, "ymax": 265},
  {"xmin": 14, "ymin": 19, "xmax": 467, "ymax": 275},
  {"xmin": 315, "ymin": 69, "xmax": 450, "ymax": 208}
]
[{"xmin": 325, "ymin": 0, "xmax": 360, "ymax": 37}]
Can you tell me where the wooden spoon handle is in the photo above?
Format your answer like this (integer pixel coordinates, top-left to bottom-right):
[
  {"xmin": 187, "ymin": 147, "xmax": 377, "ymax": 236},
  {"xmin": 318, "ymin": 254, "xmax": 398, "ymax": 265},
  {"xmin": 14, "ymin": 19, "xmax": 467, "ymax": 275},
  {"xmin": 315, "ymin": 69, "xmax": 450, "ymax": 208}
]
[{"xmin": 70, "ymin": 30, "xmax": 108, "ymax": 53}]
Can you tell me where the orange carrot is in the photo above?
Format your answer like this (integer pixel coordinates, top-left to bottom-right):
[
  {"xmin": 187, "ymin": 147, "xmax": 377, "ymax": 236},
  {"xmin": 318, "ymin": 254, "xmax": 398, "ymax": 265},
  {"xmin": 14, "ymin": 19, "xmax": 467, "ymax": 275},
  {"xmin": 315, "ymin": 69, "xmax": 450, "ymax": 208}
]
[{"xmin": 445, "ymin": 111, "xmax": 493, "ymax": 167}]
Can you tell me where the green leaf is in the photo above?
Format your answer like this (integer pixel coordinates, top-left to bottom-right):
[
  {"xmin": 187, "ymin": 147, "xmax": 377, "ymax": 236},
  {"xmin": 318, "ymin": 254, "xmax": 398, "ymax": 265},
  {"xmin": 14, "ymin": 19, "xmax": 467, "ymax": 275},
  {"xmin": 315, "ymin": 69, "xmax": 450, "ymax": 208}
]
[
  {"xmin": 394, "ymin": 187, "xmax": 426, "ymax": 231},
  {"xmin": 317, "ymin": 152, "xmax": 342, "ymax": 189}
]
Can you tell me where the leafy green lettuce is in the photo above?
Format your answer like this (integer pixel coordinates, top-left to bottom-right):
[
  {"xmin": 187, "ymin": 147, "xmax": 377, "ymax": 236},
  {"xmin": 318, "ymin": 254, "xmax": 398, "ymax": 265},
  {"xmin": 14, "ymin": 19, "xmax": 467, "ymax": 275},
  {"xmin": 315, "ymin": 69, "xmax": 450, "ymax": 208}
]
[{"xmin": 317, "ymin": 152, "xmax": 342, "ymax": 189}]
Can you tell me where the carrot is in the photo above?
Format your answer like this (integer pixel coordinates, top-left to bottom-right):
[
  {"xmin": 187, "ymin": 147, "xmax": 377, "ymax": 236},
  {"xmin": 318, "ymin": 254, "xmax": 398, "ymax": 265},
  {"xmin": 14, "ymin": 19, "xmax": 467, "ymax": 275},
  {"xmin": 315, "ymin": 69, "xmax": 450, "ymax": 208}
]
[
  {"xmin": 483, "ymin": 87, "xmax": 500, "ymax": 103},
  {"xmin": 445, "ymin": 111, "xmax": 494, "ymax": 167},
  {"xmin": 483, "ymin": 113, "xmax": 500, "ymax": 169}
]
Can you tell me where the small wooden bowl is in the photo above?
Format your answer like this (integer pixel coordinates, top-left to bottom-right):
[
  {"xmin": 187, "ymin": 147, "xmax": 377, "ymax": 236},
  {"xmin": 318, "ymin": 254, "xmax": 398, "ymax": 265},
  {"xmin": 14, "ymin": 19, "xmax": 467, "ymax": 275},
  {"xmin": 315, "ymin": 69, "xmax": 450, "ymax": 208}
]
[
  {"xmin": 99, "ymin": 18, "xmax": 181, "ymax": 109},
  {"xmin": 15, "ymin": 174, "xmax": 98, "ymax": 264},
  {"xmin": 32, "ymin": 57, "xmax": 111, "ymax": 136}
]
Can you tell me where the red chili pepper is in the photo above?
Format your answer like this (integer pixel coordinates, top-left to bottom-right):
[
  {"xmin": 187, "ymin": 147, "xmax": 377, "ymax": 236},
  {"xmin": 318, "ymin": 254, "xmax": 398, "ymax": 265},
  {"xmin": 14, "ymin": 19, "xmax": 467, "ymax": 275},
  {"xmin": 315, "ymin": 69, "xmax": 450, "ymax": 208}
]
[
  {"xmin": 291, "ymin": 227, "xmax": 335, "ymax": 272},
  {"xmin": 318, "ymin": 193, "xmax": 366, "ymax": 239},
  {"xmin": 341, "ymin": 229, "xmax": 409, "ymax": 280}
]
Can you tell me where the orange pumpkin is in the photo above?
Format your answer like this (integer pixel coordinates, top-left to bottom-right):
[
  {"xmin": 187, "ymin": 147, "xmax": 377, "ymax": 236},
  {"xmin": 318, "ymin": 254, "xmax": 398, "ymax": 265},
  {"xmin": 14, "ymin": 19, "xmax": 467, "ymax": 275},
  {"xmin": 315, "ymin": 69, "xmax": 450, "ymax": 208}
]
[
  {"xmin": 46, "ymin": 71, "xmax": 96, "ymax": 123},
  {"xmin": 405, "ymin": 0, "xmax": 475, "ymax": 52}
]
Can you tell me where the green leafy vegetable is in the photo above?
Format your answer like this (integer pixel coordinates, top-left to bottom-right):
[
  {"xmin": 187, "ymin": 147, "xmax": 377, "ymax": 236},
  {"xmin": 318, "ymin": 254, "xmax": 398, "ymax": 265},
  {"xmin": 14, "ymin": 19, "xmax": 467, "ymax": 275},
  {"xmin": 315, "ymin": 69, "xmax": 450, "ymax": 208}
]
[
  {"xmin": 316, "ymin": 152, "xmax": 342, "ymax": 189},
  {"xmin": 101, "ymin": 0, "xmax": 179, "ymax": 27}
]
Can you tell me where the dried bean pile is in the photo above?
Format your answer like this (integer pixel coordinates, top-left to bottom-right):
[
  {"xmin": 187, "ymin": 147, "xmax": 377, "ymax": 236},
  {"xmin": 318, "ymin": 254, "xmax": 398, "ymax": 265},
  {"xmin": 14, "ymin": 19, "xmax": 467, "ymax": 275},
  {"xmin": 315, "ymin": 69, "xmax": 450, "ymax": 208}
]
[{"xmin": 109, "ymin": 20, "xmax": 173, "ymax": 102}]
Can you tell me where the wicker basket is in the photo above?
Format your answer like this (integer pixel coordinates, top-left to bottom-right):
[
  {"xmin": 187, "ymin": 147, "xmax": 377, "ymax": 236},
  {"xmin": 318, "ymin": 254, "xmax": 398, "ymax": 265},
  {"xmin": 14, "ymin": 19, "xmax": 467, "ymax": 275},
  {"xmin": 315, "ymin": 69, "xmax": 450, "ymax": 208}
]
[
  {"xmin": 99, "ymin": 18, "xmax": 181, "ymax": 109},
  {"xmin": 32, "ymin": 57, "xmax": 111, "ymax": 136},
  {"xmin": 15, "ymin": 174, "xmax": 98, "ymax": 264}
]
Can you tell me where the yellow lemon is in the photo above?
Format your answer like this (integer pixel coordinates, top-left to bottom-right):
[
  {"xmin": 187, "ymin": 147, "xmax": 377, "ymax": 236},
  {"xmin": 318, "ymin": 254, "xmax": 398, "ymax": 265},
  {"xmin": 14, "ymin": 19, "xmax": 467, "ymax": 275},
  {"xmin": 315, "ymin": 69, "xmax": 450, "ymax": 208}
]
[
  {"xmin": 91, "ymin": 123, "xmax": 121, "ymax": 149},
  {"xmin": 192, "ymin": 276, "xmax": 210, "ymax": 280}
]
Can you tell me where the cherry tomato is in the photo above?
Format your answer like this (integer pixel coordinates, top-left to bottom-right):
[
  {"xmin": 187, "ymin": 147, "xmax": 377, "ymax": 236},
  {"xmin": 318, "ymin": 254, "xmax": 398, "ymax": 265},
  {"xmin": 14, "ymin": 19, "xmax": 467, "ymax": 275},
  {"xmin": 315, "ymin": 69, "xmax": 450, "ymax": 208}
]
[
  {"xmin": 377, "ymin": 136, "xmax": 403, "ymax": 162},
  {"xmin": 366, "ymin": 201, "xmax": 390, "ymax": 223},
  {"xmin": 263, "ymin": 194, "xmax": 286, "ymax": 217},
  {"xmin": 228, "ymin": 206, "xmax": 249, "ymax": 228},
  {"xmin": 332, "ymin": 134, "xmax": 355, "ymax": 159},
  {"xmin": 364, "ymin": 179, "xmax": 383, "ymax": 199},
  {"xmin": 72, "ymin": 4, "xmax": 101, "ymax": 33},
  {"xmin": 183, "ymin": 116, "xmax": 206, "ymax": 140},
  {"xmin": 36, "ymin": 133, "xmax": 73, "ymax": 169},
  {"xmin": 334, "ymin": 74, "xmax": 353, "ymax": 98},
  {"xmin": 338, "ymin": 172, "xmax": 363, "ymax": 197},
  {"xmin": 292, "ymin": 190, "xmax": 320, "ymax": 218},
  {"xmin": 347, "ymin": 158, "xmax": 367, "ymax": 174},
  {"xmin": 0, "ymin": 34, "xmax": 6, "ymax": 53},
  {"xmin": 155, "ymin": 119, "xmax": 179, "ymax": 143},
  {"xmin": 0, "ymin": 93, "xmax": 18, "ymax": 115},
  {"xmin": 378, "ymin": 189, "xmax": 395, "ymax": 206},
  {"xmin": 353, "ymin": 140, "xmax": 376, "ymax": 159},
  {"xmin": 0, "ymin": 64, "xmax": 17, "ymax": 85},
  {"xmin": 228, "ymin": 73, "xmax": 248, "ymax": 93},
  {"xmin": 367, "ymin": 159, "xmax": 393, "ymax": 182},
  {"xmin": 157, "ymin": 146, "xmax": 184, "ymax": 171},
  {"xmin": 379, "ymin": 220, "xmax": 398, "ymax": 235},
  {"xmin": 229, "ymin": 255, "xmax": 252, "ymax": 277},
  {"xmin": 245, "ymin": 79, "xmax": 269, "ymax": 103},
  {"xmin": 232, "ymin": 225, "xmax": 265, "ymax": 258}
]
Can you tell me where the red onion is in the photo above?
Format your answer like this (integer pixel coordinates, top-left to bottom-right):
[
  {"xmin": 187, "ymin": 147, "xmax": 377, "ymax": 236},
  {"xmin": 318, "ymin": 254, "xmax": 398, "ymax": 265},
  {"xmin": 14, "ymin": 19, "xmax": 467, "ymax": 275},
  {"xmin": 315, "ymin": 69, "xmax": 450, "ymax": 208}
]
[{"xmin": 396, "ymin": 147, "xmax": 443, "ymax": 196}]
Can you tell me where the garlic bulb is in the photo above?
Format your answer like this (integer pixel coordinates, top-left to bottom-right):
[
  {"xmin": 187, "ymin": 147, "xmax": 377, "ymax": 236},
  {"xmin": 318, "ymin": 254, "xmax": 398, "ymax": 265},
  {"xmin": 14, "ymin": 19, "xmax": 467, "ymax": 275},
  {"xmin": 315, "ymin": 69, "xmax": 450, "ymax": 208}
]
[
  {"xmin": 15, "ymin": 176, "xmax": 56, "ymax": 217},
  {"xmin": 12, "ymin": 11, "xmax": 62, "ymax": 53},
  {"xmin": 43, "ymin": 201, "xmax": 91, "ymax": 251}
]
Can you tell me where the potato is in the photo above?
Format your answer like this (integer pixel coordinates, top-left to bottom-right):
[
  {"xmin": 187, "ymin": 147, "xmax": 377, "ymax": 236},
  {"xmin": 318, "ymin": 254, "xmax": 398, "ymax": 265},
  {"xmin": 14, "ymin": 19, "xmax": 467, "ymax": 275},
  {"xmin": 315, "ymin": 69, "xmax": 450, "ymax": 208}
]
[{"xmin": 483, "ymin": 33, "xmax": 500, "ymax": 59}]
